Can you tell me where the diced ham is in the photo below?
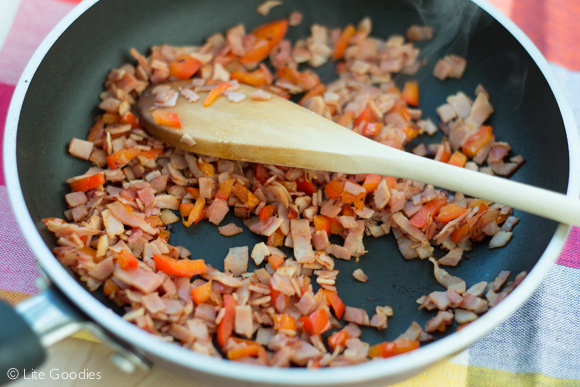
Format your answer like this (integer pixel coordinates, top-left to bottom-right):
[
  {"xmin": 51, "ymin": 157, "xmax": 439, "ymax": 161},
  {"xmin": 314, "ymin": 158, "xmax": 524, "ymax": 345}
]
[
  {"xmin": 234, "ymin": 305, "xmax": 253, "ymax": 338},
  {"xmin": 291, "ymin": 218, "xmax": 315, "ymax": 263},
  {"xmin": 343, "ymin": 220, "xmax": 365, "ymax": 257},
  {"xmin": 251, "ymin": 242, "xmax": 271, "ymax": 265},
  {"xmin": 218, "ymin": 223, "xmax": 243, "ymax": 236},
  {"xmin": 320, "ymin": 200, "xmax": 342, "ymax": 218},
  {"xmin": 206, "ymin": 198, "xmax": 230, "ymax": 225},
  {"xmin": 195, "ymin": 303, "xmax": 217, "ymax": 322},
  {"xmin": 224, "ymin": 246, "xmax": 249, "ymax": 276},
  {"xmin": 270, "ymin": 273, "xmax": 296, "ymax": 297},
  {"xmin": 454, "ymin": 308, "xmax": 478, "ymax": 324},
  {"xmin": 250, "ymin": 216, "xmax": 284, "ymax": 236},
  {"xmin": 487, "ymin": 146, "xmax": 509, "ymax": 163},
  {"xmin": 447, "ymin": 92, "xmax": 472, "ymax": 118},
  {"xmin": 88, "ymin": 257, "xmax": 115, "ymax": 281},
  {"xmin": 438, "ymin": 247, "xmax": 463, "ymax": 266},
  {"xmin": 180, "ymin": 88, "xmax": 200, "ymax": 103},
  {"xmin": 489, "ymin": 231, "xmax": 512, "ymax": 249},
  {"xmin": 424, "ymin": 310, "xmax": 454, "ymax": 333},
  {"xmin": 369, "ymin": 314, "xmax": 387, "ymax": 330},
  {"xmin": 406, "ymin": 25, "xmax": 433, "ymax": 41},
  {"xmin": 465, "ymin": 92, "xmax": 494, "ymax": 128},
  {"xmin": 250, "ymin": 90, "xmax": 272, "ymax": 101},
  {"xmin": 137, "ymin": 187, "xmax": 156, "ymax": 208},
  {"xmin": 114, "ymin": 265, "xmax": 163, "ymax": 294},
  {"xmin": 493, "ymin": 270, "xmax": 511, "ymax": 292},
  {"xmin": 107, "ymin": 201, "xmax": 158, "ymax": 235},
  {"xmin": 142, "ymin": 292, "xmax": 167, "ymax": 314},
  {"xmin": 392, "ymin": 212, "xmax": 427, "ymax": 242},
  {"xmin": 312, "ymin": 230, "xmax": 330, "ymax": 251},
  {"xmin": 433, "ymin": 59, "xmax": 452, "ymax": 81},
  {"xmin": 397, "ymin": 237, "xmax": 418, "ymax": 260},
  {"xmin": 466, "ymin": 281, "xmax": 487, "ymax": 297},
  {"xmin": 202, "ymin": 265, "xmax": 243, "ymax": 288},
  {"xmin": 429, "ymin": 258, "xmax": 466, "ymax": 293},
  {"xmin": 325, "ymin": 244, "xmax": 351, "ymax": 260},
  {"xmin": 291, "ymin": 341, "xmax": 323, "ymax": 366},
  {"xmin": 461, "ymin": 293, "xmax": 488, "ymax": 313},
  {"xmin": 373, "ymin": 179, "xmax": 390, "ymax": 210},
  {"xmin": 338, "ymin": 216, "xmax": 359, "ymax": 229},
  {"xmin": 344, "ymin": 307, "xmax": 370, "ymax": 326},
  {"xmin": 388, "ymin": 190, "xmax": 405, "ymax": 213},
  {"xmin": 65, "ymin": 191, "xmax": 88, "ymax": 207},
  {"xmin": 295, "ymin": 291, "xmax": 317, "ymax": 315},
  {"xmin": 428, "ymin": 291, "xmax": 451, "ymax": 310},
  {"xmin": 256, "ymin": 0, "xmax": 282, "ymax": 16},
  {"xmin": 289, "ymin": 11, "xmax": 303, "ymax": 26},
  {"xmin": 489, "ymin": 155, "xmax": 525, "ymax": 177},
  {"xmin": 198, "ymin": 177, "xmax": 213, "ymax": 198},
  {"xmin": 102, "ymin": 209, "xmax": 125, "ymax": 238},
  {"xmin": 436, "ymin": 103, "xmax": 457, "ymax": 123},
  {"xmin": 352, "ymin": 268, "xmax": 368, "ymax": 283}
]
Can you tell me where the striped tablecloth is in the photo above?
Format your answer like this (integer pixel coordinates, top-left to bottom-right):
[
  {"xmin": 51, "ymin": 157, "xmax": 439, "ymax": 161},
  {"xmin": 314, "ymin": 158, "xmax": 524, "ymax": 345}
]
[{"xmin": 0, "ymin": 0, "xmax": 579, "ymax": 385}]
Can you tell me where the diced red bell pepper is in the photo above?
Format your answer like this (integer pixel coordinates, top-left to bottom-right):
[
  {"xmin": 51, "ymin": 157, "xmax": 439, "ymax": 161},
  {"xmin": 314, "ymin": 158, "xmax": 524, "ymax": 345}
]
[
  {"xmin": 332, "ymin": 24, "xmax": 356, "ymax": 61},
  {"xmin": 448, "ymin": 150, "xmax": 467, "ymax": 167},
  {"xmin": 217, "ymin": 294, "xmax": 237, "ymax": 347},
  {"xmin": 117, "ymin": 249, "xmax": 139, "ymax": 270},
  {"xmin": 308, "ymin": 309, "xmax": 331, "ymax": 335},
  {"xmin": 203, "ymin": 82, "xmax": 232, "ymax": 107},
  {"xmin": 267, "ymin": 228, "xmax": 285, "ymax": 247},
  {"xmin": 191, "ymin": 280, "xmax": 212, "ymax": 305},
  {"xmin": 120, "ymin": 111, "xmax": 142, "ymax": 128},
  {"xmin": 214, "ymin": 178, "xmax": 236, "ymax": 200},
  {"xmin": 268, "ymin": 254, "xmax": 285, "ymax": 269},
  {"xmin": 255, "ymin": 164, "xmax": 270, "ymax": 184},
  {"xmin": 260, "ymin": 204, "xmax": 277, "ymax": 220},
  {"xmin": 410, "ymin": 198, "xmax": 447, "ymax": 228},
  {"xmin": 273, "ymin": 313, "xmax": 297, "ymax": 331},
  {"xmin": 143, "ymin": 148, "xmax": 163, "ymax": 159},
  {"xmin": 401, "ymin": 80, "xmax": 420, "ymax": 107},
  {"xmin": 462, "ymin": 126, "xmax": 493, "ymax": 157},
  {"xmin": 328, "ymin": 329, "xmax": 349, "ymax": 350},
  {"xmin": 296, "ymin": 175, "xmax": 317, "ymax": 194},
  {"xmin": 106, "ymin": 148, "xmax": 142, "ymax": 169},
  {"xmin": 435, "ymin": 204, "xmax": 469, "ymax": 223},
  {"xmin": 329, "ymin": 217, "xmax": 344, "ymax": 235},
  {"xmin": 313, "ymin": 215, "xmax": 331, "ymax": 237},
  {"xmin": 227, "ymin": 344, "xmax": 261, "ymax": 360},
  {"xmin": 232, "ymin": 182, "xmax": 260, "ymax": 210},
  {"xmin": 322, "ymin": 289, "xmax": 345, "ymax": 319},
  {"xmin": 152, "ymin": 254, "xmax": 208, "ymax": 277},
  {"xmin": 324, "ymin": 179, "xmax": 344, "ymax": 200},
  {"xmin": 187, "ymin": 197, "xmax": 206, "ymax": 225},
  {"xmin": 230, "ymin": 68, "xmax": 269, "ymax": 87},
  {"xmin": 69, "ymin": 173, "xmax": 105, "ymax": 192},
  {"xmin": 362, "ymin": 174, "xmax": 382, "ymax": 193},
  {"xmin": 152, "ymin": 110, "xmax": 181, "ymax": 129},
  {"xmin": 240, "ymin": 20, "xmax": 288, "ymax": 64},
  {"xmin": 169, "ymin": 54, "xmax": 201, "ymax": 80},
  {"xmin": 197, "ymin": 159, "xmax": 215, "ymax": 177}
]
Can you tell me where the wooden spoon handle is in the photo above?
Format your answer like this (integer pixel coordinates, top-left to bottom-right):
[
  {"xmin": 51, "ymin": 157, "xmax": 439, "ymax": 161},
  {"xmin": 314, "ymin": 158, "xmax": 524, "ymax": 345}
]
[{"xmin": 353, "ymin": 139, "xmax": 580, "ymax": 226}]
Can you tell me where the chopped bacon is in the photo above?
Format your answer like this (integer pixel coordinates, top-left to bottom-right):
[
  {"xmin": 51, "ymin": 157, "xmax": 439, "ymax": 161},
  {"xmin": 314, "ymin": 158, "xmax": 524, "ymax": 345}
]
[
  {"xmin": 344, "ymin": 306, "xmax": 370, "ymax": 326},
  {"xmin": 207, "ymin": 198, "xmax": 230, "ymax": 225},
  {"xmin": 224, "ymin": 246, "xmax": 249, "ymax": 276},
  {"xmin": 114, "ymin": 265, "xmax": 163, "ymax": 294},
  {"xmin": 218, "ymin": 223, "xmax": 243, "ymax": 236},
  {"xmin": 250, "ymin": 216, "xmax": 284, "ymax": 236},
  {"xmin": 291, "ymin": 218, "xmax": 315, "ymax": 263},
  {"xmin": 107, "ymin": 201, "xmax": 158, "ymax": 235}
]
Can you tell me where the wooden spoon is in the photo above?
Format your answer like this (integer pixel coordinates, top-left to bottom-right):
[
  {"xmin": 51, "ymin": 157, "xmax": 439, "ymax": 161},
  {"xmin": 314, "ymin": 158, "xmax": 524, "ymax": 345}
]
[{"xmin": 139, "ymin": 81, "xmax": 580, "ymax": 227}]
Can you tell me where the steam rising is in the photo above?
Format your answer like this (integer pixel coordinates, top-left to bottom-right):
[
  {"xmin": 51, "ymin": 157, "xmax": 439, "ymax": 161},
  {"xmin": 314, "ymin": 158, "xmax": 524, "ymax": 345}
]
[{"xmin": 404, "ymin": 0, "xmax": 483, "ymax": 60}]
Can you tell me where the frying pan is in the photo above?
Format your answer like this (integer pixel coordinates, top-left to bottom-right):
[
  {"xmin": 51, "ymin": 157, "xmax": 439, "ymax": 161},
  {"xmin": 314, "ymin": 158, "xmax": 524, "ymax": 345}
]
[{"xmin": 2, "ymin": 0, "xmax": 579, "ymax": 385}]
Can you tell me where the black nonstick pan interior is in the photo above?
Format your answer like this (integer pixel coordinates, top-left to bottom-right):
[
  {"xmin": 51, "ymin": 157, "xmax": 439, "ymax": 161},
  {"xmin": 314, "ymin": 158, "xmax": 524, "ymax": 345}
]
[{"xmin": 15, "ymin": 0, "xmax": 569, "ymax": 349}]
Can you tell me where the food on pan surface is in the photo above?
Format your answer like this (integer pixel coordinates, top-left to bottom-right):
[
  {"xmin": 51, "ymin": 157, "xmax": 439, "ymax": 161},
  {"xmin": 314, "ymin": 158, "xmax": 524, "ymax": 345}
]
[{"xmin": 47, "ymin": 15, "xmax": 526, "ymax": 367}]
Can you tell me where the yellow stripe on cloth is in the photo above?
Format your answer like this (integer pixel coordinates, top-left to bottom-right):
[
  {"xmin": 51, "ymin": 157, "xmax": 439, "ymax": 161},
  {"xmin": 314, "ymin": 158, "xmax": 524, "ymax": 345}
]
[
  {"xmin": 0, "ymin": 289, "xmax": 100, "ymax": 343},
  {"xmin": 467, "ymin": 366, "xmax": 580, "ymax": 387},
  {"xmin": 393, "ymin": 361, "xmax": 469, "ymax": 387}
]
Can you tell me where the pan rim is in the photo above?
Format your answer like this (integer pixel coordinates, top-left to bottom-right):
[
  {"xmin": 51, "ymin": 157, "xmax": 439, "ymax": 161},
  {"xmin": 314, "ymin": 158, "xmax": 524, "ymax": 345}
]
[{"xmin": 3, "ymin": 0, "xmax": 580, "ymax": 384}]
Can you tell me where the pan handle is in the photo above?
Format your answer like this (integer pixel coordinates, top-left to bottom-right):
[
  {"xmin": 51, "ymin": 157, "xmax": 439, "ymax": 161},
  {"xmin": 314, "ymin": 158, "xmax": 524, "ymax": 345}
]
[{"xmin": 0, "ymin": 285, "xmax": 89, "ymax": 385}]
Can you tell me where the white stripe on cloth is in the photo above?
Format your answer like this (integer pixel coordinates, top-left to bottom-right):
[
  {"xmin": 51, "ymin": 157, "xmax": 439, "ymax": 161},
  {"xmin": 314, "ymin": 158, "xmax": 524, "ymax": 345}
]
[
  {"xmin": 549, "ymin": 62, "xmax": 580, "ymax": 137},
  {"xmin": 0, "ymin": 186, "xmax": 39, "ymax": 295},
  {"xmin": 468, "ymin": 264, "xmax": 580, "ymax": 379}
]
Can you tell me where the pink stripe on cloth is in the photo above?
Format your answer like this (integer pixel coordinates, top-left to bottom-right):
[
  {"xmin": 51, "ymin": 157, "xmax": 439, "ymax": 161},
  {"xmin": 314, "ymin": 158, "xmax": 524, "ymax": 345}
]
[
  {"xmin": 0, "ymin": 0, "xmax": 75, "ymax": 85},
  {"xmin": 0, "ymin": 82, "xmax": 16, "ymax": 186},
  {"xmin": 556, "ymin": 226, "xmax": 580, "ymax": 269},
  {"xmin": 0, "ymin": 186, "xmax": 39, "ymax": 295}
]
